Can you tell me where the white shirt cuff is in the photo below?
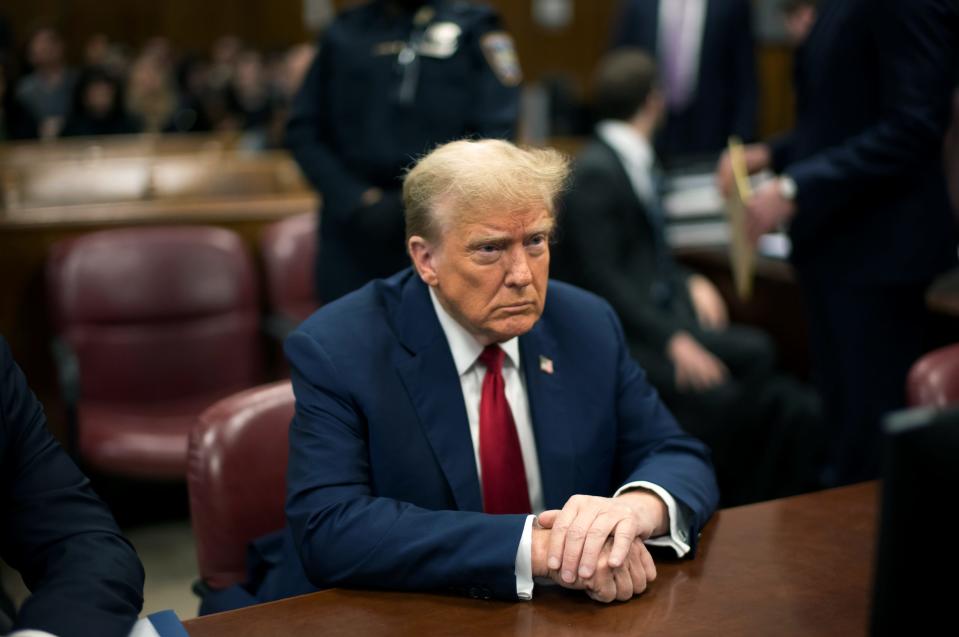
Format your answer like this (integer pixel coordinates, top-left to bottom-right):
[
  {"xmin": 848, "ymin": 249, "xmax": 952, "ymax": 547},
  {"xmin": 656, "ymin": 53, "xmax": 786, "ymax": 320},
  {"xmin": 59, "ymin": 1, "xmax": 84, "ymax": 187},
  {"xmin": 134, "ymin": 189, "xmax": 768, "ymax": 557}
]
[
  {"xmin": 8, "ymin": 631, "xmax": 59, "ymax": 637},
  {"xmin": 614, "ymin": 480, "xmax": 692, "ymax": 557},
  {"xmin": 514, "ymin": 514, "xmax": 535, "ymax": 600}
]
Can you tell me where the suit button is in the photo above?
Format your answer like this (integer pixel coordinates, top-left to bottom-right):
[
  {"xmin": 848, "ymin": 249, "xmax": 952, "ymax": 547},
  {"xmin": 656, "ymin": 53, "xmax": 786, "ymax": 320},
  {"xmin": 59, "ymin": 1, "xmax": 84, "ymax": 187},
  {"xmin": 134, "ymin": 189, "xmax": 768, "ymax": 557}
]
[{"xmin": 469, "ymin": 587, "xmax": 481, "ymax": 599}]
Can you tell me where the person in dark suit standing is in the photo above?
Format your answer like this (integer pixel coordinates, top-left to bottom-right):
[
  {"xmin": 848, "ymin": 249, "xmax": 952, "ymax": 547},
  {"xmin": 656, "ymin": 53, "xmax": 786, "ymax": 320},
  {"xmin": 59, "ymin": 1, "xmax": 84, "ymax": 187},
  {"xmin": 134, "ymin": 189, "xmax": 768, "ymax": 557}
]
[
  {"xmin": 552, "ymin": 49, "xmax": 822, "ymax": 506},
  {"xmin": 284, "ymin": 139, "xmax": 718, "ymax": 603},
  {"xmin": 286, "ymin": 0, "xmax": 521, "ymax": 304},
  {"xmin": 718, "ymin": 0, "xmax": 959, "ymax": 486},
  {"xmin": 611, "ymin": 0, "xmax": 758, "ymax": 163},
  {"xmin": 0, "ymin": 336, "xmax": 144, "ymax": 637}
]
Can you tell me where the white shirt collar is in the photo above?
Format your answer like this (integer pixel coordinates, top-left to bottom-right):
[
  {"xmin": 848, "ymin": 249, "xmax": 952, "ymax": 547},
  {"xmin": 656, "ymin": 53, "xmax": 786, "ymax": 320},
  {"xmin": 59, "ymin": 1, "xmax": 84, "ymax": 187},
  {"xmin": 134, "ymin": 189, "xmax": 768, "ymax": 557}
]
[
  {"xmin": 429, "ymin": 286, "xmax": 521, "ymax": 375},
  {"xmin": 596, "ymin": 119, "xmax": 654, "ymax": 174}
]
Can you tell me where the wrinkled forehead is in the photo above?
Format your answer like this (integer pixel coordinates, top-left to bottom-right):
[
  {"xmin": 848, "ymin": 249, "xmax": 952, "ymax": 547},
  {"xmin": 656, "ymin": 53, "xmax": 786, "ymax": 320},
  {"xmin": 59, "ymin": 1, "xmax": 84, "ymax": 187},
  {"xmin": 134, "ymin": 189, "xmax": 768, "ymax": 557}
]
[{"xmin": 432, "ymin": 194, "xmax": 556, "ymax": 240}]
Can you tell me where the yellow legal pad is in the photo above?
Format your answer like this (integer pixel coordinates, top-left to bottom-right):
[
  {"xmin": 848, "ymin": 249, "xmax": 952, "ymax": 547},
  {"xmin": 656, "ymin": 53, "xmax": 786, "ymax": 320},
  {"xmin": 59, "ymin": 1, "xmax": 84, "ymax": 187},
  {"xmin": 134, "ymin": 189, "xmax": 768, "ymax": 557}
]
[{"xmin": 725, "ymin": 136, "xmax": 756, "ymax": 301}]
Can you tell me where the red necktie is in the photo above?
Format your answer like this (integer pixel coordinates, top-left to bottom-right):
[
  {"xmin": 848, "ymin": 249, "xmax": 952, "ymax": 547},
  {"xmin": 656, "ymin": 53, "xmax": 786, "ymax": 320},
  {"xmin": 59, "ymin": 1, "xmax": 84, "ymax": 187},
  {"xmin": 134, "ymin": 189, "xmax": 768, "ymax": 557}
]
[{"xmin": 478, "ymin": 345, "xmax": 532, "ymax": 514}]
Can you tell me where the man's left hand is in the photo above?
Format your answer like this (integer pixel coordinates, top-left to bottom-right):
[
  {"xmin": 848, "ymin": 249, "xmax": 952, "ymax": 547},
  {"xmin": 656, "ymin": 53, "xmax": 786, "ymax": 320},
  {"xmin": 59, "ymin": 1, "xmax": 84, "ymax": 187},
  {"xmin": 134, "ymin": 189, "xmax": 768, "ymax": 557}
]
[
  {"xmin": 745, "ymin": 179, "xmax": 796, "ymax": 244},
  {"xmin": 537, "ymin": 491, "xmax": 668, "ymax": 585},
  {"xmin": 687, "ymin": 274, "xmax": 728, "ymax": 331}
]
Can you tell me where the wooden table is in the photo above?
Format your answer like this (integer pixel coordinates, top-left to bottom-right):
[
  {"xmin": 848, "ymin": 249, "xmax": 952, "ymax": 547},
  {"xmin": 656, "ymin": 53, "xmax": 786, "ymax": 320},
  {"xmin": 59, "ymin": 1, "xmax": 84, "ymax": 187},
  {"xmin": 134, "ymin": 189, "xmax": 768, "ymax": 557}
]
[{"xmin": 185, "ymin": 482, "xmax": 878, "ymax": 637}]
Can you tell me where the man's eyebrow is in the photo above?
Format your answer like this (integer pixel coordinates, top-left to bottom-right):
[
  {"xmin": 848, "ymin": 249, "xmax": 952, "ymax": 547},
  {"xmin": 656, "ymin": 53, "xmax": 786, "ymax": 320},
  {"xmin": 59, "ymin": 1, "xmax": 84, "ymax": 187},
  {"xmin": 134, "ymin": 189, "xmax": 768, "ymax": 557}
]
[
  {"xmin": 465, "ymin": 234, "xmax": 510, "ymax": 249},
  {"xmin": 527, "ymin": 222, "xmax": 555, "ymax": 237}
]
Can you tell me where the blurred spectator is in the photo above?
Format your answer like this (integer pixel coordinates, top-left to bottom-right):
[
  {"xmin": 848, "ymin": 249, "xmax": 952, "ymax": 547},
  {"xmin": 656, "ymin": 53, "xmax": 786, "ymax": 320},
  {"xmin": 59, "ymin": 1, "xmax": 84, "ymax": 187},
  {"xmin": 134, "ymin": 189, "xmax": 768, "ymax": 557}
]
[
  {"xmin": 1, "ymin": 58, "xmax": 38, "ymax": 140},
  {"xmin": 611, "ymin": 0, "xmax": 758, "ymax": 165},
  {"xmin": 62, "ymin": 66, "xmax": 140, "ymax": 137},
  {"xmin": 717, "ymin": 0, "xmax": 958, "ymax": 486},
  {"xmin": 126, "ymin": 51, "xmax": 176, "ymax": 133},
  {"xmin": 208, "ymin": 35, "xmax": 242, "ymax": 95},
  {"xmin": 265, "ymin": 43, "xmax": 316, "ymax": 148},
  {"xmin": 170, "ymin": 54, "xmax": 215, "ymax": 133},
  {"xmin": 225, "ymin": 49, "xmax": 275, "ymax": 148},
  {"xmin": 84, "ymin": 33, "xmax": 110, "ymax": 67},
  {"xmin": 781, "ymin": 0, "xmax": 818, "ymax": 47},
  {"xmin": 15, "ymin": 27, "xmax": 76, "ymax": 139},
  {"xmin": 275, "ymin": 43, "xmax": 316, "ymax": 104},
  {"xmin": 554, "ymin": 49, "xmax": 823, "ymax": 505}
]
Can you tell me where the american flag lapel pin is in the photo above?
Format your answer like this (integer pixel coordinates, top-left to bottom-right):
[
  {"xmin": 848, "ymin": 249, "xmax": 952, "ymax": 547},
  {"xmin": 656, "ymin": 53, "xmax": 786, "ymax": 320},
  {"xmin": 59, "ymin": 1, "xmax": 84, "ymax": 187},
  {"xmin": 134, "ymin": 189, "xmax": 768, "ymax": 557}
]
[{"xmin": 539, "ymin": 355, "xmax": 554, "ymax": 375}]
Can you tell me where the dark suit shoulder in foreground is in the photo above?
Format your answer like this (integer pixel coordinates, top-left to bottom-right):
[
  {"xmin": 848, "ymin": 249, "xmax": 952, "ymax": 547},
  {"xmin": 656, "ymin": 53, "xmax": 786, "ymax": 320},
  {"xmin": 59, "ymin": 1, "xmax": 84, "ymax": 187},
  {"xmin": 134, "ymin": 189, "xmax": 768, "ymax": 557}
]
[{"xmin": 0, "ymin": 336, "xmax": 144, "ymax": 637}]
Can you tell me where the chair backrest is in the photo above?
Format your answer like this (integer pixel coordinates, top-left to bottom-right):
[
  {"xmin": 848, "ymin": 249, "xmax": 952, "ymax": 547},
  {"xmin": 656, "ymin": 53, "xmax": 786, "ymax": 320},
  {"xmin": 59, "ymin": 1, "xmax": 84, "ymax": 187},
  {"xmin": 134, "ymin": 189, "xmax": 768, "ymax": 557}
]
[
  {"xmin": 906, "ymin": 343, "xmax": 959, "ymax": 407},
  {"xmin": 46, "ymin": 226, "xmax": 261, "ymax": 402},
  {"xmin": 260, "ymin": 212, "xmax": 319, "ymax": 321},
  {"xmin": 188, "ymin": 380, "xmax": 294, "ymax": 590}
]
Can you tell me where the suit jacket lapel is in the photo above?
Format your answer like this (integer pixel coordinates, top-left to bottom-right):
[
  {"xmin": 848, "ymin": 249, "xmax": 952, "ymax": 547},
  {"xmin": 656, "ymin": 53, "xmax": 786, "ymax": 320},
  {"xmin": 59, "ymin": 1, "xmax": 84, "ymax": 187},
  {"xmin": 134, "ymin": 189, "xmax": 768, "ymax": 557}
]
[
  {"xmin": 519, "ymin": 317, "xmax": 577, "ymax": 510},
  {"xmin": 392, "ymin": 275, "xmax": 483, "ymax": 512}
]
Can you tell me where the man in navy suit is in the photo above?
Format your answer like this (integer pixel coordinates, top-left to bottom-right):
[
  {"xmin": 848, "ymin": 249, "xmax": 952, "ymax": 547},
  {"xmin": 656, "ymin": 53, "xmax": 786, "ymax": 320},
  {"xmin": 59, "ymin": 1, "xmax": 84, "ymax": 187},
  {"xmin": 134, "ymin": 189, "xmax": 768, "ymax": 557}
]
[
  {"xmin": 717, "ymin": 0, "xmax": 959, "ymax": 485},
  {"xmin": 285, "ymin": 139, "xmax": 718, "ymax": 602},
  {"xmin": 611, "ymin": 0, "xmax": 758, "ymax": 163},
  {"xmin": 0, "ymin": 336, "xmax": 144, "ymax": 636}
]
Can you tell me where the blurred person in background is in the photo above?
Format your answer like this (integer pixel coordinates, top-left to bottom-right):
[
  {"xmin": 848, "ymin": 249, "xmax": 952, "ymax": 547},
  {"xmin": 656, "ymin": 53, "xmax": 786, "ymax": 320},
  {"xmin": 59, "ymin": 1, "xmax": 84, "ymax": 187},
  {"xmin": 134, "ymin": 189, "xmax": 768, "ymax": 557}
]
[
  {"xmin": 170, "ymin": 54, "xmax": 215, "ymax": 133},
  {"xmin": 287, "ymin": 0, "xmax": 522, "ymax": 303},
  {"xmin": 611, "ymin": 0, "xmax": 758, "ymax": 165},
  {"xmin": 83, "ymin": 33, "xmax": 111, "ymax": 67},
  {"xmin": 716, "ymin": 0, "xmax": 959, "ymax": 486},
  {"xmin": 264, "ymin": 43, "xmax": 316, "ymax": 148},
  {"xmin": 62, "ymin": 66, "xmax": 140, "ymax": 137},
  {"xmin": 208, "ymin": 35, "xmax": 242, "ymax": 97},
  {"xmin": 1, "ymin": 57, "xmax": 37, "ymax": 140},
  {"xmin": 781, "ymin": 0, "xmax": 818, "ymax": 47},
  {"xmin": 83, "ymin": 33, "xmax": 131, "ymax": 80},
  {"xmin": 125, "ymin": 50, "xmax": 176, "ymax": 133},
  {"xmin": 225, "ymin": 49, "xmax": 276, "ymax": 149},
  {"xmin": 15, "ymin": 27, "xmax": 76, "ymax": 139},
  {"xmin": 554, "ymin": 49, "xmax": 823, "ymax": 505}
]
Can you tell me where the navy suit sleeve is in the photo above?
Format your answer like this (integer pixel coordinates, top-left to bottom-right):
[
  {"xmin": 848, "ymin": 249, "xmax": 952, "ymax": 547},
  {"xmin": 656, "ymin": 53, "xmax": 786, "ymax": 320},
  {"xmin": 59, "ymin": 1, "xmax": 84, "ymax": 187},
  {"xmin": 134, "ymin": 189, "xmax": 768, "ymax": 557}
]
[
  {"xmin": 729, "ymin": 0, "xmax": 758, "ymax": 142},
  {"xmin": 610, "ymin": 0, "xmax": 643, "ymax": 48},
  {"xmin": 285, "ymin": 33, "xmax": 371, "ymax": 223},
  {"xmin": 604, "ymin": 305, "xmax": 719, "ymax": 553},
  {"xmin": 0, "ymin": 339, "xmax": 143, "ymax": 637},
  {"xmin": 284, "ymin": 331, "xmax": 527, "ymax": 600},
  {"xmin": 785, "ymin": 0, "xmax": 958, "ymax": 226}
]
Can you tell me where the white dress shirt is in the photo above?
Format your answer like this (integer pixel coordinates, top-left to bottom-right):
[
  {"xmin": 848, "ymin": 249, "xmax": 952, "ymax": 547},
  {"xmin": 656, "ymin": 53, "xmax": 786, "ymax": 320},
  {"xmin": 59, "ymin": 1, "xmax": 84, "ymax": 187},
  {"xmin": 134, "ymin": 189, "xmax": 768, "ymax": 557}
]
[{"xmin": 429, "ymin": 289, "xmax": 691, "ymax": 599}]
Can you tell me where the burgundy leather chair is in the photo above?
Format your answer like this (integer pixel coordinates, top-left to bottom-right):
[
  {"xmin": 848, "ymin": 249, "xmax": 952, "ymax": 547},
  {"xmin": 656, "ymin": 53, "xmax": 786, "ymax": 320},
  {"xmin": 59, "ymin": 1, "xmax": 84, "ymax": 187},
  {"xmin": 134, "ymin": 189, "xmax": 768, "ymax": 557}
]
[
  {"xmin": 260, "ymin": 212, "xmax": 320, "ymax": 330},
  {"xmin": 46, "ymin": 226, "xmax": 262, "ymax": 479},
  {"xmin": 188, "ymin": 380, "xmax": 293, "ymax": 590},
  {"xmin": 906, "ymin": 343, "xmax": 959, "ymax": 408}
]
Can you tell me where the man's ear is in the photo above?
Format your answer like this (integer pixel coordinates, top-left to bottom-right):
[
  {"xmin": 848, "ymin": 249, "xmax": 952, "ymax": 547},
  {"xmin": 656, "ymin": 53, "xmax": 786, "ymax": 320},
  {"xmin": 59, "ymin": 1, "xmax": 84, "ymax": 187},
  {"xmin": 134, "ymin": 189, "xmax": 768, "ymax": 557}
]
[{"xmin": 408, "ymin": 235, "xmax": 440, "ymax": 286}]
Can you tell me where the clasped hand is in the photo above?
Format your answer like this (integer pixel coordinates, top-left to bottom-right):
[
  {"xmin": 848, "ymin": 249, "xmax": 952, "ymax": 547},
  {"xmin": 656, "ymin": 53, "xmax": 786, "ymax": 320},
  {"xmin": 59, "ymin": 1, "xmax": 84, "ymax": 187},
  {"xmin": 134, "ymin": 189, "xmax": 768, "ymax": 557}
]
[{"xmin": 532, "ymin": 492, "xmax": 667, "ymax": 603}]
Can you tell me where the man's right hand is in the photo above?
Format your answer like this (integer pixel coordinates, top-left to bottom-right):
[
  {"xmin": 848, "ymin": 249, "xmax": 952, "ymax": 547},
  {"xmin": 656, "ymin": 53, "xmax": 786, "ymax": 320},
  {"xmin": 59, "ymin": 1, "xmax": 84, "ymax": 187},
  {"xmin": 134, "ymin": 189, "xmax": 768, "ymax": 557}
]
[
  {"xmin": 667, "ymin": 331, "xmax": 728, "ymax": 392},
  {"xmin": 531, "ymin": 525, "xmax": 656, "ymax": 603},
  {"xmin": 715, "ymin": 143, "xmax": 772, "ymax": 198}
]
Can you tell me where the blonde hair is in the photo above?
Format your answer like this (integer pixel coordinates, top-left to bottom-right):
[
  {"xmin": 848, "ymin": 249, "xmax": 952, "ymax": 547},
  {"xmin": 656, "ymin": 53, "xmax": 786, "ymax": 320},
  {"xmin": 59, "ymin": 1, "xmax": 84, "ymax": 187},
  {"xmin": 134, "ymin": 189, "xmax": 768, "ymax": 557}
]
[{"xmin": 403, "ymin": 139, "xmax": 570, "ymax": 242}]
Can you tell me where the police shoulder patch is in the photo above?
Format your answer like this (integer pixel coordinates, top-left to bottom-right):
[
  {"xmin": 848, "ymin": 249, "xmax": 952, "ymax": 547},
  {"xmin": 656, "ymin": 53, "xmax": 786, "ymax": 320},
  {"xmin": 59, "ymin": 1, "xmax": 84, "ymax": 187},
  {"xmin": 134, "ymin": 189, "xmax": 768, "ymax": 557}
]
[{"xmin": 480, "ymin": 31, "xmax": 523, "ymax": 87}]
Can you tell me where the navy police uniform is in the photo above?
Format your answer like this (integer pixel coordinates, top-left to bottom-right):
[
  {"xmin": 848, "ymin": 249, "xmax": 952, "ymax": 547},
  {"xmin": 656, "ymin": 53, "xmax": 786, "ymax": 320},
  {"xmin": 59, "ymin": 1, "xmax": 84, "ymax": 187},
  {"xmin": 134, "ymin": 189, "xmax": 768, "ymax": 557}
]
[{"xmin": 287, "ymin": 0, "xmax": 522, "ymax": 303}]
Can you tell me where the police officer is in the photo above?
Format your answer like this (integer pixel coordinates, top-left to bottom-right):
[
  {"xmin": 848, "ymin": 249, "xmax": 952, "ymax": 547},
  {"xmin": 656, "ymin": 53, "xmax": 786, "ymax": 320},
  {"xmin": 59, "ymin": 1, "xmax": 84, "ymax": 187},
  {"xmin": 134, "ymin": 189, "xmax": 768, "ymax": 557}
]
[{"xmin": 287, "ymin": 0, "xmax": 522, "ymax": 303}]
